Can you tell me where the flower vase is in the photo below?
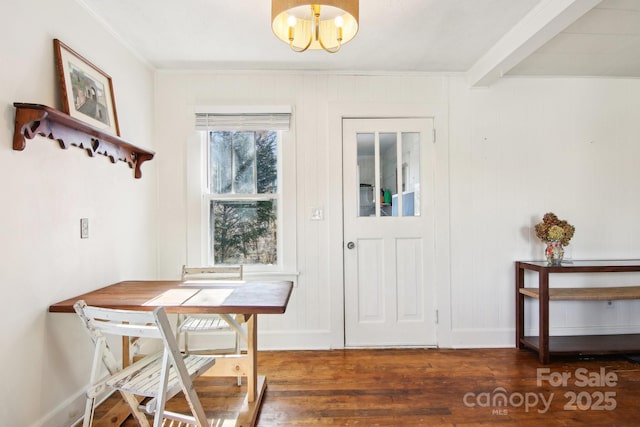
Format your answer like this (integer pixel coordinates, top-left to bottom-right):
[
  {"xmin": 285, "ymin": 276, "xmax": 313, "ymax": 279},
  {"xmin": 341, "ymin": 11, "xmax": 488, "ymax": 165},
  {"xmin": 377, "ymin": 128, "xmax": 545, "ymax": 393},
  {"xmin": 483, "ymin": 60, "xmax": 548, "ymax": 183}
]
[{"xmin": 545, "ymin": 241, "xmax": 564, "ymax": 265}]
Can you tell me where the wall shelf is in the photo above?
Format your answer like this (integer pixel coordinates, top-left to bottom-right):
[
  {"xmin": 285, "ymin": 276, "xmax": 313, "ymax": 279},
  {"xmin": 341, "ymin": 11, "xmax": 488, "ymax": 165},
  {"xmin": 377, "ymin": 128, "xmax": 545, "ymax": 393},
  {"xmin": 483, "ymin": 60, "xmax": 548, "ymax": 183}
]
[{"xmin": 13, "ymin": 102, "xmax": 154, "ymax": 178}]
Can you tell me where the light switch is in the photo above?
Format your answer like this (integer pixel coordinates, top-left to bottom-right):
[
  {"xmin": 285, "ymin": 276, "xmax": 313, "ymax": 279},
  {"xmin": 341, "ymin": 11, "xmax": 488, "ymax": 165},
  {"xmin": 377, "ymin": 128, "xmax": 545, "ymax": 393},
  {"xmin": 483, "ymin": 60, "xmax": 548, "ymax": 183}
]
[
  {"xmin": 80, "ymin": 218, "xmax": 89, "ymax": 239},
  {"xmin": 311, "ymin": 207, "xmax": 324, "ymax": 221}
]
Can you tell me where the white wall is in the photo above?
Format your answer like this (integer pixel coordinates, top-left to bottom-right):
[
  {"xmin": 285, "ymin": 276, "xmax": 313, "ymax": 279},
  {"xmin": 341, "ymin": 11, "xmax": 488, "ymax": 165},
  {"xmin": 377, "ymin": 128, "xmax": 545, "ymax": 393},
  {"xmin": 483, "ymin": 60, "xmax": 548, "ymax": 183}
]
[
  {"xmin": 155, "ymin": 71, "xmax": 640, "ymax": 352},
  {"xmin": 0, "ymin": 1, "xmax": 156, "ymax": 426},
  {"xmin": 448, "ymin": 77, "xmax": 640, "ymax": 345}
]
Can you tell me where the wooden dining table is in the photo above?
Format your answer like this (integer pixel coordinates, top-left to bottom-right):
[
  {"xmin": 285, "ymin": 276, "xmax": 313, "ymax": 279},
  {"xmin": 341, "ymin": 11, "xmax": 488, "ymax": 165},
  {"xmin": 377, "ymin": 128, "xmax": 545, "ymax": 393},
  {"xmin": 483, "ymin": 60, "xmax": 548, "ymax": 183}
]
[{"xmin": 49, "ymin": 279, "xmax": 294, "ymax": 427}]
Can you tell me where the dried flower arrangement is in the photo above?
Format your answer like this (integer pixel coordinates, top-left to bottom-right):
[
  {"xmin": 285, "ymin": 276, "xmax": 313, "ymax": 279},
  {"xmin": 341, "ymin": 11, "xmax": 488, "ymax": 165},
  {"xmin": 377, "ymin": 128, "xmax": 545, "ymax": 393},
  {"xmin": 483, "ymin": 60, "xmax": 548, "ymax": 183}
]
[{"xmin": 534, "ymin": 212, "xmax": 575, "ymax": 246}]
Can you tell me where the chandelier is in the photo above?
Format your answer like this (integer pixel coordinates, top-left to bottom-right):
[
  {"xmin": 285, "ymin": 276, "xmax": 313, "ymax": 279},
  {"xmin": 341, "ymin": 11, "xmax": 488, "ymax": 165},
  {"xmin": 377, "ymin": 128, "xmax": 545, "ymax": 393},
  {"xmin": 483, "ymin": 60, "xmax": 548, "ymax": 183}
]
[{"xmin": 271, "ymin": 0, "xmax": 359, "ymax": 53}]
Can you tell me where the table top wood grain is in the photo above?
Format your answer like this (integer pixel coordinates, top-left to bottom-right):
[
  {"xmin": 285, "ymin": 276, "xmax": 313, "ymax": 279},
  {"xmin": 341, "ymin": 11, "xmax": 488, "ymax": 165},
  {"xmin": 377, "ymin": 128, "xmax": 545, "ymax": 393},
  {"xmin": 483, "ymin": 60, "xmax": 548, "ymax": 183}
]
[{"xmin": 48, "ymin": 280, "xmax": 293, "ymax": 315}]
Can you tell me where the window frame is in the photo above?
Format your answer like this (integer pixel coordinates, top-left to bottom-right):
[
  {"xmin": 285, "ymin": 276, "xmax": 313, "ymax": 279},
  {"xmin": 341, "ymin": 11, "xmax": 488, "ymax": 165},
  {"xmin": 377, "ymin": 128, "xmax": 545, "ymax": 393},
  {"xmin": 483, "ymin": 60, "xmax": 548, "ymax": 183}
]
[
  {"xmin": 186, "ymin": 106, "xmax": 297, "ymax": 276},
  {"xmin": 205, "ymin": 129, "xmax": 282, "ymax": 266}
]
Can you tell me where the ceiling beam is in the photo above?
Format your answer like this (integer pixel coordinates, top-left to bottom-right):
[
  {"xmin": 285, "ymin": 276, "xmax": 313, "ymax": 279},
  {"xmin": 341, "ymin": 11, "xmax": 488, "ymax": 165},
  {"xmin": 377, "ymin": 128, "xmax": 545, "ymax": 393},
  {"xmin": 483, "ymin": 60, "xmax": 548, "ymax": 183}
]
[{"xmin": 466, "ymin": 0, "xmax": 602, "ymax": 87}]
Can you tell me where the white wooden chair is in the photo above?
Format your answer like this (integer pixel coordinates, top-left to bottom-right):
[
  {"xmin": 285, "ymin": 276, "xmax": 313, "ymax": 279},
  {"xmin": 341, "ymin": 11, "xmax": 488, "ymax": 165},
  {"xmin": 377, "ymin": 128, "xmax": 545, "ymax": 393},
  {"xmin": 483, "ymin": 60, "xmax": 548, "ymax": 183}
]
[
  {"xmin": 178, "ymin": 265, "xmax": 245, "ymax": 385},
  {"xmin": 73, "ymin": 300, "xmax": 215, "ymax": 427}
]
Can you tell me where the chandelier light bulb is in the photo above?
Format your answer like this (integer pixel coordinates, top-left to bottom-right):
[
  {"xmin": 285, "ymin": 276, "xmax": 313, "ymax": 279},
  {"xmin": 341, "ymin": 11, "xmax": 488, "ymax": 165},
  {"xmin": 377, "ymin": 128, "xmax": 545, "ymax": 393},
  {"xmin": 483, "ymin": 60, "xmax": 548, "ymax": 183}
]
[{"xmin": 272, "ymin": 0, "xmax": 359, "ymax": 53}]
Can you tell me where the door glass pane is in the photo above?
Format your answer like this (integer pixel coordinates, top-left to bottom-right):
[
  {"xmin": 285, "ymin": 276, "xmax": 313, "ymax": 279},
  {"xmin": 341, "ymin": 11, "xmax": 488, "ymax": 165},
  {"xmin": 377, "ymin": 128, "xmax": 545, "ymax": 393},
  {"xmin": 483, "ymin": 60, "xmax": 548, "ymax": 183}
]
[
  {"xmin": 357, "ymin": 133, "xmax": 375, "ymax": 217},
  {"xmin": 399, "ymin": 132, "xmax": 420, "ymax": 217},
  {"xmin": 379, "ymin": 133, "xmax": 397, "ymax": 217},
  {"xmin": 356, "ymin": 130, "xmax": 421, "ymax": 218}
]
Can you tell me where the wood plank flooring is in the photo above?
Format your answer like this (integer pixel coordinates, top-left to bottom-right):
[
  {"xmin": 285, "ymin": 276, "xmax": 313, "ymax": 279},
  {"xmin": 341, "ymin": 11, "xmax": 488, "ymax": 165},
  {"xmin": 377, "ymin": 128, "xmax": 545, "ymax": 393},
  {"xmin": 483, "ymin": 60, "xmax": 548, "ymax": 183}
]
[{"xmin": 98, "ymin": 348, "xmax": 640, "ymax": 426}]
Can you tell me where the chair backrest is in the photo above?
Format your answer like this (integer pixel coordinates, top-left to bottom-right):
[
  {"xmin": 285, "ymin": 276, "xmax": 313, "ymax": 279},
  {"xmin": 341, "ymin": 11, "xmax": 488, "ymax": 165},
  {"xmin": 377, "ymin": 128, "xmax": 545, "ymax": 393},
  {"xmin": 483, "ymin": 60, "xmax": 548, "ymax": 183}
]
[
  {"xmin": 76, "ymin": 303, "xmax": 163, "ymax": 340},
  {"xmin": 74, "ymin": 301, "xmax": 168, "ymax": 378},
  {"xmin": 182, "ymin": 264, "xmax": 243, "ymax": 281}
]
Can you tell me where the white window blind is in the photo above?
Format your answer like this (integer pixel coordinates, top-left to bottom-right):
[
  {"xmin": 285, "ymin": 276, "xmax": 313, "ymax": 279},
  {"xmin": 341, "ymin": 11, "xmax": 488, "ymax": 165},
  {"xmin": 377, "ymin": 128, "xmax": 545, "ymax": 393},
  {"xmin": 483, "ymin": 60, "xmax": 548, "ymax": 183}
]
[{"xmin": 195, "ymin": 107, "xmax": 292, "ymax": 131}]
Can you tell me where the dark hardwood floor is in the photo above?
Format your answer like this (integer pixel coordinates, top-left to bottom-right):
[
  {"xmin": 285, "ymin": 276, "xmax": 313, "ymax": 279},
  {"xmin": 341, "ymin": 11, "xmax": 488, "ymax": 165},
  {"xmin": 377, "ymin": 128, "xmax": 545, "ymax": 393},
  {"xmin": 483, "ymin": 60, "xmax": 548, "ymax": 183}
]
[{"xmin": 101, "ymin": 348, "xmax": 640, "ymax": 426}]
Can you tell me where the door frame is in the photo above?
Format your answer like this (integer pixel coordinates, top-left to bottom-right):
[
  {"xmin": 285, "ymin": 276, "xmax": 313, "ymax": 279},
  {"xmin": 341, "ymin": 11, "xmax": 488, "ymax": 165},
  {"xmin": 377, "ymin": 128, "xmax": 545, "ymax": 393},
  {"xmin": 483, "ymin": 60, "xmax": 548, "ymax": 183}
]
[
  {"xmin": 342, "ymin": 118, "xmax": 437, "ymax": 347},
  {"xmin": 326, "ymin": 102, "xmax": 452, "ymax": 349}
]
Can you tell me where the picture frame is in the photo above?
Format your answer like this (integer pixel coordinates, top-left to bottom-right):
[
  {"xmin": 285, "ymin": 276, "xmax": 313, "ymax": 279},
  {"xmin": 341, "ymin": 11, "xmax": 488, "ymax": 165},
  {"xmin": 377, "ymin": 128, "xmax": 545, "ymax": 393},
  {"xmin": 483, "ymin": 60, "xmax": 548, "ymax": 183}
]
[{"xmin": 53, "ymin": 39, "xmax": 120, "ymax": 136}]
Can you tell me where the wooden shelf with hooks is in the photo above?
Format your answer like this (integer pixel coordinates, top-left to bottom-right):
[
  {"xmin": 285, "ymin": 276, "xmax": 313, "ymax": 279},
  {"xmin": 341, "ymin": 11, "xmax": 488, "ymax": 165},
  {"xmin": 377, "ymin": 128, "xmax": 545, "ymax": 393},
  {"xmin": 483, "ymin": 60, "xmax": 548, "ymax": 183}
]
[{"xmin": 13, "ymin": 103, "xmax": 154, "ymax": 178}]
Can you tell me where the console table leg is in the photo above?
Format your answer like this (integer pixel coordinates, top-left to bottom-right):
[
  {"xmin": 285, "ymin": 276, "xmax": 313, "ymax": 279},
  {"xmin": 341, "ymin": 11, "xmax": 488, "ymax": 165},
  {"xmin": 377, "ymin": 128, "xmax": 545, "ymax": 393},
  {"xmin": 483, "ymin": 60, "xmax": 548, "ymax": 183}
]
[
  {"xmin": 516, "ymin": 263, "xmax": 525, "ymax": 349},
  {"xmin": 539, "ymin": 271, "xmax": 550, "ymax": 364}
]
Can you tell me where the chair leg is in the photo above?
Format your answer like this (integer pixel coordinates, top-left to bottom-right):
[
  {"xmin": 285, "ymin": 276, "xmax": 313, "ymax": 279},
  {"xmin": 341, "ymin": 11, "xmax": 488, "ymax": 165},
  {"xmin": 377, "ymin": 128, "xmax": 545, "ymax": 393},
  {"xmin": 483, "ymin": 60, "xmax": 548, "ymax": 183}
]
[
  {"xmin": 83, "ymin": 338, "xmax": 107, "ymax": 427},
  {"xmin": 155, "ymin": 309, "xmax": 209, "ymax": 427},
  {"xmin": 175, "ymin": 314, "xmax": 184, "ymax": 350},
  {"xmin": 120, "ymin": 391, "xmax": 151, "ymax": 427},
  {"xmin": 236, "ymin": 331, "xmax": 242, "ymax": 386},
  {"xmin": 152, "ymin": 351, "xmax": 172, "ymax": 427},
  {"xmin": 82, "ymin": 395, "xmax": 96, "ymax": 427}
]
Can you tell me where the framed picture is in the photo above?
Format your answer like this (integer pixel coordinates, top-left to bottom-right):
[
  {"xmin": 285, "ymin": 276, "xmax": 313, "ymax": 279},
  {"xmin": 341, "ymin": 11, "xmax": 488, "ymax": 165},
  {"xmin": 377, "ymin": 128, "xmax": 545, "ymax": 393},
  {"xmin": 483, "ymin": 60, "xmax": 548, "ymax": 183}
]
[{"xmin": 53, "ymin": 39, "xmax": 120, "ymax": 135}]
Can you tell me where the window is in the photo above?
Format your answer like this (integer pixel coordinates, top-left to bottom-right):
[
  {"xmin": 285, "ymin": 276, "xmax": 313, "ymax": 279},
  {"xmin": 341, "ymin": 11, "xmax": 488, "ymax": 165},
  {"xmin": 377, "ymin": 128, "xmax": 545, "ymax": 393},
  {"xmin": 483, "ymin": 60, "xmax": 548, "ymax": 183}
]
[
  {"xmin": 207, "ymin": 130, "xmax": 279, "ymax": 265},
  {"xmin": 189, "ymin": 108, "xmax": 295, "ymax": 273}
]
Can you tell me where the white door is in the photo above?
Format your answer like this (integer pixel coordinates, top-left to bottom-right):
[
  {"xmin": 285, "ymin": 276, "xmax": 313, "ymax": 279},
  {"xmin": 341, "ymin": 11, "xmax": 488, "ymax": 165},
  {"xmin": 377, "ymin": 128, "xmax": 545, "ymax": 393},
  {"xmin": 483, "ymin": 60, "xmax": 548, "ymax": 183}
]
[{"xmin": 343, "ymin": 118, "xmax": 436, "ymax": 347}]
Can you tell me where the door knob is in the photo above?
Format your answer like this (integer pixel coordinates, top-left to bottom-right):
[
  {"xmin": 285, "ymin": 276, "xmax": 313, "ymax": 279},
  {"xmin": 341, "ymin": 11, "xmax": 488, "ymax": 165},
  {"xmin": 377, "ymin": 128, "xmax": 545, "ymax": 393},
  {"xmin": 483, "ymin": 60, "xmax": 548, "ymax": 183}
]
[{"xmin": 347, "ymin": 241, "xmax": 355, "ymax": 249}]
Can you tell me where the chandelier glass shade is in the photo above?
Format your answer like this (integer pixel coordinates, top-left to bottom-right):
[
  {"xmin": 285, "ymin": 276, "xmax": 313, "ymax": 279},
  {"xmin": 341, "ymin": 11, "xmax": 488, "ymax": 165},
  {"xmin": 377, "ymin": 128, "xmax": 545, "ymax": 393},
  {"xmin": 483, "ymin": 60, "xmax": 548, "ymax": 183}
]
[{"xmin": 272, "ymin": 0, "xmax": 359, "ymax": 53}]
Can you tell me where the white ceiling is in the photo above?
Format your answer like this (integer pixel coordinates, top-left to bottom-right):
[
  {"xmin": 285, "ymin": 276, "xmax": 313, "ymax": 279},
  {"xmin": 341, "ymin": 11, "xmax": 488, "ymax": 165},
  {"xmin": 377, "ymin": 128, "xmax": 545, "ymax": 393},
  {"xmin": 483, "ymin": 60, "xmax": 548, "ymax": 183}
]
[
  {"xmin": 78, "ymin": 0, "xmax": 640, "ymax": 84},
  {"xmin": 508, "ymin": 0, "xmax": 640, "ymax": 77}
]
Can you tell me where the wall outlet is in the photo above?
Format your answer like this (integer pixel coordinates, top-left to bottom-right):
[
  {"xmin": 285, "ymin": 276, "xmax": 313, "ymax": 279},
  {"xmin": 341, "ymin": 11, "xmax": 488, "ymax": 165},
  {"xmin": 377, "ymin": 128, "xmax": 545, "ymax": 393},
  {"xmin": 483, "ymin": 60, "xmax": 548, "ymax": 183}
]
[{"xmin": 80, "ymin": 218, "xmax": 89, "ymax": 239}]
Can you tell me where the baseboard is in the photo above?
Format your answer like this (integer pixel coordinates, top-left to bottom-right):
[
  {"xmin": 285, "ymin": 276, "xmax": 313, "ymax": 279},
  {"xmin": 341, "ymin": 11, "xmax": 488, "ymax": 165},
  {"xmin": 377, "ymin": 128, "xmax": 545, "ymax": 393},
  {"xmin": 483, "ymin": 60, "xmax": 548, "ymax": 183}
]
[
  {"xmin": 180, "ymin": 329, "xmax": 337, "ymax": 352},
  {"xmin": 258, "ymin": 330, "xmax": 336, "ymax": 350},
  {"xmin": 444, "ymin": 328, "xmax": 515, "ymax": 349},
  {"xmin": 30, "ymin": 389, "xmax": 87, "ymax": 427},
  {"xmin": 444, "ymin": 326, "xmax": 640, "ymax": 349}
]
